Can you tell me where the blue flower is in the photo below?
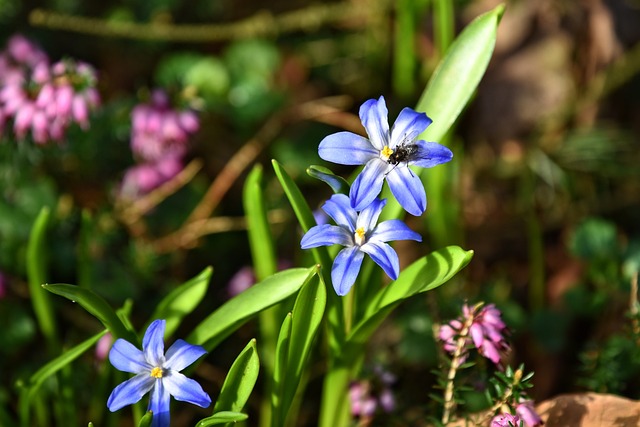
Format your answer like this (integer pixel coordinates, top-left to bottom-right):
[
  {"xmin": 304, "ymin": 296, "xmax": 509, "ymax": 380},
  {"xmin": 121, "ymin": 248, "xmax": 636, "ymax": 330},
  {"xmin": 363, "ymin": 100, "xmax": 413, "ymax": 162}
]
[
  {"xmin": 318, "ymin": 96, "xmax": 453, "ymax": 216},
  {"xmin": 301, "ymin": 194, "xmax": 421, "ymax": 296},
  {"xmin": 107, "ymin": 319, "xmax": 211, "ymax": 427}
]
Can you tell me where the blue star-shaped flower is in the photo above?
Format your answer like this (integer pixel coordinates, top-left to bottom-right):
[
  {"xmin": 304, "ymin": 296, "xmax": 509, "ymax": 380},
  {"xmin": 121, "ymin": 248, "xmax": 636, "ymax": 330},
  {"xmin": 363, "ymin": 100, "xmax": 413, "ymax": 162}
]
[
  {"xmin": 107, "ymin": 319, "xmax": 211, "ymax": 427},
  {"xmin": 319, "ymin": 96, "xmax": 453, "ymax": 216},
  {"xmin": 301, "ymin": 194, "xmax": 421, "ymax": 296}
]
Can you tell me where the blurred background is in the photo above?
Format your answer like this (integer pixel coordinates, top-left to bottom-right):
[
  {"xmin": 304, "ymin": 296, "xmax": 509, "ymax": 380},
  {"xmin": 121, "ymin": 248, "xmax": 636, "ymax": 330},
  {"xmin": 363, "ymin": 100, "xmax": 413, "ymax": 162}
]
[{"xmin": 1, "ymin": 0, "xmax": 640, "ymax": 425}]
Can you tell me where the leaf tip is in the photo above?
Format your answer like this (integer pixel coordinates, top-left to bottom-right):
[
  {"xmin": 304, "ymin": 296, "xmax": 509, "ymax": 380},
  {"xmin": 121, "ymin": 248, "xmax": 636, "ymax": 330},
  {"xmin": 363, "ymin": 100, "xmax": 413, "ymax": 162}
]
[{"xmin": 494, "ymin": 3, "xmax": 506, "ymax": 21}]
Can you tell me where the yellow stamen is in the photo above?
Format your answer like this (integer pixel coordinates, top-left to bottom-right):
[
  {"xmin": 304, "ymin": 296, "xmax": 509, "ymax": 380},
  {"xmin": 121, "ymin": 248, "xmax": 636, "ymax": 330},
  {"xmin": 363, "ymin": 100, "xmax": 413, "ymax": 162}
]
[
  {"xmin": 150, "ymin": 367, "xmax": 164, "ymax": 379},
  {"xmin": 381, "ymin": 145, "xmax": 393, "ymax": 160},
  {"xmin": 354, "ymin": 227, "xmax": 366, "ymax": 246}
]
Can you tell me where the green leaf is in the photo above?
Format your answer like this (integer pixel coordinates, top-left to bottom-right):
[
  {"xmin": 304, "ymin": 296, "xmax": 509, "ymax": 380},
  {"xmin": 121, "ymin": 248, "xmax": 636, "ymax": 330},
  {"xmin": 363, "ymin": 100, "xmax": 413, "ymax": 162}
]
[
  {"xmin": 280, "ymin": 275, "xmax": 326, "ymax": 423},
  {"xmin": 43, "ymin": 284, "xmax": 137, "ymax": 344},
  {"xmin": 306, "ymin": 165, "xmax": 350, "ymax": 195},
  {"xmin": 346, "ymin": 246, "xmax": 473, "ymax": 349},
  {"xmin": 272, "ymin": 159, "xmax": 345, "ymax": 349},
  {"xmin": 137, "ymin": 411, "xmax": 153, "ymax": 427},
  {"xmin": 272, "ymin": 313, "xmax": 293, "ymax": 421},
  {"xmin": 148, "ymin": 267, "xmax": 212, "ymax": 339},
  {"xmin": 272, "ymin": 159, "xmax": 317, "ymax": 233},
  {"xmin": 382, "ymin": 4, "xmax": 504, "ymax": 221},
  {"xmin": 27, "ymin": 206, "xmax": 57, "ymax": 347},
  {"xmin": 196, "ymin": 411, "xmax": 249, "ymax": 426},
  {"xmin": 213, "ymin": 339, "xmax": 260, "ymax": 413},
  {"xmin": 418, "ymin": 4, "xmax": 503, "ymax": 144},
  {"xmin": 22, "ymin": 329, "xmax": 107, "ymax": 405},
  {"xmin": 187, "ymin": 266, "xmax": 319, "ymax": 351},
  {"xmin": 243, "ymin": 165, "xmax": 277, "ymax": 281}
]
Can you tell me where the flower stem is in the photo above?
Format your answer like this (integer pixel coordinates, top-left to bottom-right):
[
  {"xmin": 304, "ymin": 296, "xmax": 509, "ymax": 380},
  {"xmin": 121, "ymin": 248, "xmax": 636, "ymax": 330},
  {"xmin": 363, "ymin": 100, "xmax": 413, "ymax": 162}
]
[{"xmin": 441, "ymin": 312, "xmax": 475, "ymax": 425}]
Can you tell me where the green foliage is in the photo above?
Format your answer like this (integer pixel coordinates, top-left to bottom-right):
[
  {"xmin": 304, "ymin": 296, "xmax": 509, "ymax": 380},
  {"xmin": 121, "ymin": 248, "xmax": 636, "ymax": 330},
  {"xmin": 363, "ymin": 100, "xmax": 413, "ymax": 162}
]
[
  {"xmin": 147, "ymin": 266, "xmax": 212, "ymax": 339},
  {"xmin": 213, "ymin": 339, "xmax": 260, "ymax": 413},
  {"xmin": 187, "ymin": 266, "xmax": 320, "ymax": 351},
  {"xmin": 43, "ymin": 284, "xmax": 138, "ymax": 344}
]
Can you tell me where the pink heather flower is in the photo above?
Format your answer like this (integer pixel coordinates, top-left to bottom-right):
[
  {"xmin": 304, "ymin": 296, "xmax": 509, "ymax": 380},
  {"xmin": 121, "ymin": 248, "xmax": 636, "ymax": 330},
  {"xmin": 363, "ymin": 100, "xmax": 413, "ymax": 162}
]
[
  {"xmin": 0, "ymin": 272, "xmax": 7, "ymax": 299},
  {"xmin": 349, "ymin": 367, "xmax": 396, "ymax": 419},
  {"xmin": 349, "ymin": 382, "xmax": 378, "ymax": 418},
  {"xmin": 0, "ymin": 37, "xmax": 100, "ymax": 144},
  {"xmin": 438, "ymin": 303, "xmax": 509, "ymax": 365},
  {"xmin": 6, "ymin": 34, "xmax": 47, "ymax": 66},
  {"xmin": 516, "ymin": 400, "xmax": 544, "ymax": 427},
  {"xmin": 227, "ymin": 266, "xmax": 256, "ymax": 297},
  {"xmin": 129, "ymin": 89, "xmax": 199, "ymax": 163},
  {"xmin": 95, "ymin": 332, "xmax": 113, "ymax": 362},
  {"xmin": 491, "ymin": 413, "xmax": 522, "ymax": 427},
  {"xmin": 119, "ymin": 155, "xmax": 184, "ymax": 199}
]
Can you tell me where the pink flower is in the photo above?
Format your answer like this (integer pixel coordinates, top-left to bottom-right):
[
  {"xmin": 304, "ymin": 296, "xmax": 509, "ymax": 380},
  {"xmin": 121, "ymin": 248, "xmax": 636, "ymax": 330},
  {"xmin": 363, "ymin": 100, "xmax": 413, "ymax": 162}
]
[
  {"xmin": 516, "ymin": 400, "xmax": 544, "ymax": 427},
  {"xmin": 491, "ymin": 413, "xmax": 522, "ymax": 427},
  {"xmin": 0, "ymin": 36, "xmax": 100, "ymax": 144},
  {"xmin": 438, "ymin": 303, "xmax": 509, "ymax": 365},
  {"xmin": 129, "ymin": 89, "xmax": 199, "ymax": 163}
]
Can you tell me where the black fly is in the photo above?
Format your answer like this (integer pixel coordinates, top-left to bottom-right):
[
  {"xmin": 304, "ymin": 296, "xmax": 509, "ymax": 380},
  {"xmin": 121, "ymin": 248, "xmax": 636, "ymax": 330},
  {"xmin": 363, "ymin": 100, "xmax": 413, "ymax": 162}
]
[{"xmin": 387, "ymin": 143, "xmax": 418, "ymax": 166}]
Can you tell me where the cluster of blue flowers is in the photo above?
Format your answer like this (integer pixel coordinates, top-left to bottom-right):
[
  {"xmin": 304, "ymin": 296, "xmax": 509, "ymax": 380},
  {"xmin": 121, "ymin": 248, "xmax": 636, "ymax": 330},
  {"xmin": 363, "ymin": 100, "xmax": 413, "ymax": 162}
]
[{"xmin": 301, "ymin": 96, "xmax": 453, "ymax": 296}]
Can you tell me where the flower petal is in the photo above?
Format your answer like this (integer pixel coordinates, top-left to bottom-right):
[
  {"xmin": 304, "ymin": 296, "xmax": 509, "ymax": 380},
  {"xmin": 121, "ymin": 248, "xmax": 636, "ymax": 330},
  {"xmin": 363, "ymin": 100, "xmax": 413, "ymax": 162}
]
[
  {"xmin": 107, "ymin": 373, "xmax": 155, "ymax": 411},
  {"xmin": 143, "ymin": 320, "xmax": 166, "ymax": 367},
  {"xmin": 360, "ymin": 241, "xmax": 399, "ymax": 280},
  {"xmin": 411, "ymin": 140, "xmax": 453, "ymax": 168},
  {"xmin": 386, "ymin": 167, "xmax": 426, "ymax": 216},
  {"xmin": 370, "ymin": 219, "xmax": 422, "ymax": 243},
  {"xmin": 349, "ymin": 158, "xmax": 388, "ymax": 211},
  {"xmin": 331, "ymin": 246, "xmax": 365, "ymax": 296},
  {"xmin": 109, "ymin": 338, "xmax": 150, "ymax": 374},
  {"xmin": 318, "ymin": 132, "xmax": 378, "ymax": 165},
  {"xmin": 322, "ymin": 194, "xmax": 356, "ymax": 231},
  {"xmin": 355, "ymin": 197, "xmax": 386, "ymax": 232},
  {"xmin": 390, "ymin": 108, "xmax": 432, "ymax": 148},
  {"xmin": 148, "ymin": 378, "xmax": 171, "ymax": 427},
  {"xmin": 164, "ymin": 340, "xmax": 207, "ymax": 372},
  {"xmin": 163, "ymin": 371, "xmax": 211, "ymax": 408},
  {"xmin": 359, "ymin": 97, "xmax": 390, "ymax": 150},
  {"xmin": 301, "ymin": 224, "xmax": 352, "ymax": 249}
]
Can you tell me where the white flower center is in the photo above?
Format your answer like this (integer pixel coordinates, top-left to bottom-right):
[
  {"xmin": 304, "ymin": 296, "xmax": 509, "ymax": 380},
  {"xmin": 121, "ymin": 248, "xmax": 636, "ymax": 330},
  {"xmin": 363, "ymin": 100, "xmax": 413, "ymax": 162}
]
[{"xmin": 354, "ymin": 227, "xmax": 366, "ymax": 246}]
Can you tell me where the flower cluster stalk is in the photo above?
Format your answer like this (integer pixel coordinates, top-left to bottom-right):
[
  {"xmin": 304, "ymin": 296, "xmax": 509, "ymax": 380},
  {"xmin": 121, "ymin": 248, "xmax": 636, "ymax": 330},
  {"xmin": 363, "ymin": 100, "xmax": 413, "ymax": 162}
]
[{"xmin": 441, "ymin": 311, "xmax": 476, "ymax": 425}]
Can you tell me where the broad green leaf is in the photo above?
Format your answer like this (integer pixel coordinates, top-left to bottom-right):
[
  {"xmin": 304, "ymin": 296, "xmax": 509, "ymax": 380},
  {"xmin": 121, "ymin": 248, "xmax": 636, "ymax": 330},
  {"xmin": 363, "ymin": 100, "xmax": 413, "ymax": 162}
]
[
  {"xmin": 27, "ymin": 207, "xmax": 57, "ymax": 347},
  {"xmin": 272, "ymin": 312, "xmax": 292, "ymax": 422},
  {"xmin": 244, "ymin": 165, "xmax": 277, "ymax": 281},
  {"xmin": 22, "ymin": 329, "xmax": 107, "ymax": 404},
  {"xmin": 187, "ymin": 266, "xmax": 318, "ymax": 351},
  {"xmin": 43, "ymin": 284, "xmax": 137, "ymax": 344},
  {"xmin": 137, "ymin": 411, "xmax": 153, "ymax": 427},
  {"xmin": 213, "ymin": 339, "xmax": 260, "ymax": 413},
  {"xmin": 273, "ymin": 159, "xmax": 346, "ymax": 348},
  {"xmin": 196, "ymin": 411, "xmax": 249, "ymax": 426},
  {"xmin": 346, "ymin": 246, "xmax": 473, "ymax": 349},
  {"xmin": 382, "ymin": 4, "xmax": 504, "ymax": 221},
  {"xmin": 148, "ymin": 267, "xmax": 212, "ymax": 339},
  {"xmin": 306, "ymin": 165, "xmax": 350, "ymax": 195},
  {"xmin": 281, "ymin": 275, "xmax": 326, "ymax": 422},
  {"xmin": 418, "ymin": 4, "xmax": 503, "ymax": 144}
]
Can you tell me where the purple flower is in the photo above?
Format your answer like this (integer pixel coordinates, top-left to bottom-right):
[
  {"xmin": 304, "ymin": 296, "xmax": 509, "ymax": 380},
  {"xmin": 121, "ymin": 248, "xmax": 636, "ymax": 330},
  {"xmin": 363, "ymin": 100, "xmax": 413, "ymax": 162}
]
[
  {"xmin": 438, "ymin": 303, "xmax": 509, "ymax": 365},
  {"xmin": 119, "ymin": 155, "xmax": 184, "ymax": 199},
  {"xmin": 130, "ymin": 89, "xmax": 199, "ymax": 163},
  {"xmin": 516, "ymin": 399, "xmax": 544, "ymax": 427},
  {"xmin": 491, "ymin": 413, "xmax": 522, "ymax": 427},
  {"xmin": 0, "ymin": 44, "xmax": 100, "ymax": 144},
  {"xmin": 318, "ymin": 96, "xmax": 452, "ymax": 215},
  {"xmin": 0, "ymin": 272, "xmax": 7, "ymax": 299},
  {"xmin": 107, "ymin": 320, "xmax": 211, "ymax": 427},
  {"xmin": 349, "ymin": 382, "xmax": 378, "ymax": 418},
  {"xmin": 300, "ymin": 193, "xmax": 421, "ymax": 296}
]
